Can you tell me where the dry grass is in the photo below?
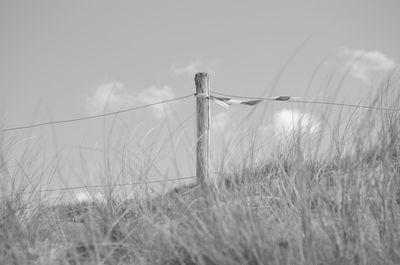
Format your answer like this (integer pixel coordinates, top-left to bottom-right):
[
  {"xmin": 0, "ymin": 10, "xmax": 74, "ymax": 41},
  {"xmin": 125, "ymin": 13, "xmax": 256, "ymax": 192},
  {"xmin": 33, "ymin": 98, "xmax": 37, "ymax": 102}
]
[{"xmin": 2, "ymin": 77, "xmax": 400, "ymax": 265}]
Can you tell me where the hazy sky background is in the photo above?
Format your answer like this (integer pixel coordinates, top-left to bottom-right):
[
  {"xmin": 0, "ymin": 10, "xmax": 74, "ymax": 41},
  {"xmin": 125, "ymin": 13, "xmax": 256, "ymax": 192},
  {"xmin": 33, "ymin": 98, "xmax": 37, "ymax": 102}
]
[{"xmin": 1, "ymin": 1, "xmax": 399, "ymax": 199}]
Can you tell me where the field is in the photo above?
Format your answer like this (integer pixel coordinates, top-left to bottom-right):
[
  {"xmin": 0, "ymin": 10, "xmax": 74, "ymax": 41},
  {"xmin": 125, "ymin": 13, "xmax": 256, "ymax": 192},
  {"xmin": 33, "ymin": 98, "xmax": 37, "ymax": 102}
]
[{"xmin": 2, "ymin": 81, "xmax": 400, "ymax": 265}]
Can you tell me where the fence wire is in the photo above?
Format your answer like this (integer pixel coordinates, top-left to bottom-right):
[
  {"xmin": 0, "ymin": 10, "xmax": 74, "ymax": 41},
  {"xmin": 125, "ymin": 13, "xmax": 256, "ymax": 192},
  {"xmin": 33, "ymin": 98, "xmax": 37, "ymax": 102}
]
[
  {"xmin": 3, "ymin": 176, "xmax": 196, "ymax": 196},
  {"xmin": 210, "ymin": 91, "xmax": 400, "ymax": 112},
  {"xmin": 1, "ymin": 94, "xmax": 194, "ymax": 132},
  {"xmin": 3, "ymin": 91, "xmax": 399, "ymax": 133}
]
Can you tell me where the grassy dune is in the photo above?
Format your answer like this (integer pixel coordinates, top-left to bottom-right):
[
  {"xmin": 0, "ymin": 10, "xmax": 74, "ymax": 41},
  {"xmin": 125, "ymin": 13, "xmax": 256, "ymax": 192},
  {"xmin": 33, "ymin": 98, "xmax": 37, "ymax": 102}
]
[{"xmin": 2, "ymin": 80, "xmax": 400, "ymax": 264}]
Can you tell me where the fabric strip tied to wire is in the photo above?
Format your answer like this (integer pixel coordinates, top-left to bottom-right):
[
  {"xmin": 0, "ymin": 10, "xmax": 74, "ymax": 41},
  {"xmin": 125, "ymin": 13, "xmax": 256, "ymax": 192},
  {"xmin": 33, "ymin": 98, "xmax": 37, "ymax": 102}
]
[
  {"xmin": 196, "ymin": 92, "xmax": 400, "ymax": 112},
  {"xmin": 207, "ymin": 95, "xmax": 297, "ymax": 109}
]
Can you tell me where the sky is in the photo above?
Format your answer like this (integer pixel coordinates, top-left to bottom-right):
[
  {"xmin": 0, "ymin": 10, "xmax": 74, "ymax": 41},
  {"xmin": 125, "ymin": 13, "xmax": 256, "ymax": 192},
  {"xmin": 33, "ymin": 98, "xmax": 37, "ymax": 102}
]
[{"xmin": 1, "ymin": 0, "xmax": 399, "ymax": 200}]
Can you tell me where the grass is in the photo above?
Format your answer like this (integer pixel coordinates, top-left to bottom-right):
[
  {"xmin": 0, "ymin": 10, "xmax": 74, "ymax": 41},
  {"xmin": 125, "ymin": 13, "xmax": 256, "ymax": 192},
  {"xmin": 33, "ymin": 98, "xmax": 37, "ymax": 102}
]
[{"xmin": 2, "ymin": 77, "xmax": 400, "ymax": 264}]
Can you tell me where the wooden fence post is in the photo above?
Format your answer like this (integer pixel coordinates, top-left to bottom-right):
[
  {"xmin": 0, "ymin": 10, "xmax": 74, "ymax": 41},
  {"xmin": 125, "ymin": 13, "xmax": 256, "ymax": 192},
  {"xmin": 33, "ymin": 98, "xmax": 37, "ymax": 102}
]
[{"xmin": 195, "ymin": 72, "xmax": 210, "ymax": 183}]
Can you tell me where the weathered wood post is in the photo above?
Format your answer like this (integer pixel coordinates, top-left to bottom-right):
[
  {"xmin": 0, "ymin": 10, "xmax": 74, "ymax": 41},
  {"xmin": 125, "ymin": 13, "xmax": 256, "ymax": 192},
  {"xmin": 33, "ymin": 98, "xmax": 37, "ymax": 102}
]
[{"xmin": 195, "ymin": 72, "xmax": 210, "ymax": 183}]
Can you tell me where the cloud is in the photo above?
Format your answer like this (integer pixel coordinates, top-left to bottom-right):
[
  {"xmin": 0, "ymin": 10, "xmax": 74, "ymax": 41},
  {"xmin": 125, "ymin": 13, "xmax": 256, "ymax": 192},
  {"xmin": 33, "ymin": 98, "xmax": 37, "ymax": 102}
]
[
  {"xmin": 74, "ymin": 191, "xmax": 103, "ymax": 202},
  {"xmin": 137, "ymin": 85, "xmax": 174, "ymax": 119},
  {"xmin": 171, "ymin": 60, "xmax": 218, "ymax": 76},
  {"xmin": 273, "ymin": 109, "xmax": 320, "ymax": 138},
  {"xmin": 339, "ymin": 48, "xmax": 397, "ymax": 83},
  {"xmin": 85, "ymin": 82, "xmax": 132, "ymax": 115},
  {"xmin": 171, "ymin": 61, "xmax": 201, "ymax": 76},
  {"xmin": 211, "ymin": 112, "xmax": 231, "ymax": 132},
  {"xmin": 85, "ymin": 82, "xmax": 175, "ymax": 119}
]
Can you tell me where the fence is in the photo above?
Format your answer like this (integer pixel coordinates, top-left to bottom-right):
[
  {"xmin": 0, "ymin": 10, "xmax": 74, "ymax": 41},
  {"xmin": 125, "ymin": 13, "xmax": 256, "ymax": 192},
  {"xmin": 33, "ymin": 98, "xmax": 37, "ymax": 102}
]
[{"xmin": 1, "ymin": 72, "xmax": 400, "ymax": 195}]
